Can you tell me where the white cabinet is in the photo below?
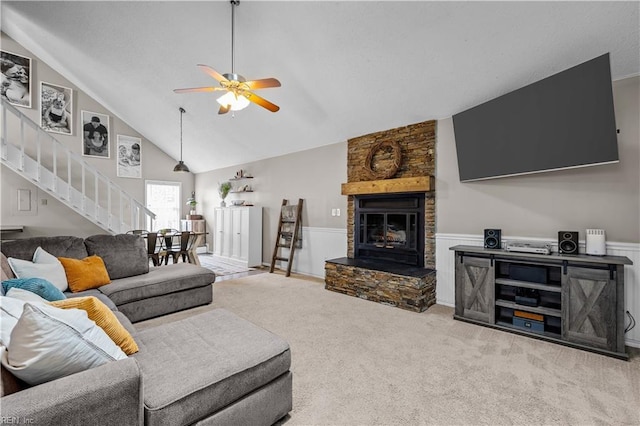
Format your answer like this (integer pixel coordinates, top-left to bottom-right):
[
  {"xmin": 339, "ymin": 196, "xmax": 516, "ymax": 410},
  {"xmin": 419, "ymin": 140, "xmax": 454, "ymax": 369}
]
[{"xmin": 213, "ymin": 206, "xmax": 262, "ymax": 267}]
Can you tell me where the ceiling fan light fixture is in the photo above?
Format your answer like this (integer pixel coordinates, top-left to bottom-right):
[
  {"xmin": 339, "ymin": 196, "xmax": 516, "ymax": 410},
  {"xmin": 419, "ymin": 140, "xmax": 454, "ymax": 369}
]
[
  {"xmin": 217, "ymin": 91, "xmax": 250, "ymax": 111},
  {"xmin": 173, "ymin": 0, "xmax": 281, "ymax": 114},
  {"xmin": 173, "ymin": 107, "xmax": 190, "ymax": 173}
]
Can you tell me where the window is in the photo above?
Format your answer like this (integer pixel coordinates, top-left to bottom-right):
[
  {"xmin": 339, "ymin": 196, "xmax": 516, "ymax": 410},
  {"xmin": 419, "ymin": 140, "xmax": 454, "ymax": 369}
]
[{"xmin": 145, "ymin": 180, "xmax": 181, "ymax": 231}]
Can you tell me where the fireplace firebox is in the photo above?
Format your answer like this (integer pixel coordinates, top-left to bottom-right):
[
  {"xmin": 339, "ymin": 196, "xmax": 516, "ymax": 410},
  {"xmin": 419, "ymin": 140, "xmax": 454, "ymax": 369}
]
[{"xmin": 354, "ymin": 193, "xmax": 425, "ymax": 267}]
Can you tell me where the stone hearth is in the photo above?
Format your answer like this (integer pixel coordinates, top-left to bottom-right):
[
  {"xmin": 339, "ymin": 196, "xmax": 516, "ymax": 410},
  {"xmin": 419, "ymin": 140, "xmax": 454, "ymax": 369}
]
[
  {"xmin": 325, "ymin": 258, "xmax": 436, "ymax": 312},
  {"xmin": 324, "ymin": 120, "xmax": 437, "ymax": 312}
]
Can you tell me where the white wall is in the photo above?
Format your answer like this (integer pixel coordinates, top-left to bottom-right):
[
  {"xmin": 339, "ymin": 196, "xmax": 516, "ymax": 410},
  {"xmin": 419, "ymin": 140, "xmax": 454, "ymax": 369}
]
[{"xmin": 0, "ymin": 33, "xmax": 195, "ymax": 238}]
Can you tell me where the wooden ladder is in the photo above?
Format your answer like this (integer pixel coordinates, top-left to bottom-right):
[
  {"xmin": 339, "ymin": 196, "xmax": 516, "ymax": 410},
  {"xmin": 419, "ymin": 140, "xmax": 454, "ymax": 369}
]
[{"xmin": 270, "ymin": 199, "xmax": 304, "ymax": 277}]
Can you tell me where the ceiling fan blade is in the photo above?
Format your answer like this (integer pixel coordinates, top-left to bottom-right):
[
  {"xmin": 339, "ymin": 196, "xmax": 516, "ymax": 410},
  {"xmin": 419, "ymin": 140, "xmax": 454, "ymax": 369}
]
[
  {"xmin": 245, "ymin": 78, "xmax": 281, "ymax": 90},
  {"xmin": 197, "ymin": 64, "xmax": 229, "ymax": 83},
  {"xmin": 218, "ymin": 104, "xmax": 230, "ymax": 115},
  {"xmin": 173, "ymin": 86, "xmax": 224, "ymax": 94},
  {"xmin": 245, "ymin": 92, "xmax": 280, "ymax": 112}
]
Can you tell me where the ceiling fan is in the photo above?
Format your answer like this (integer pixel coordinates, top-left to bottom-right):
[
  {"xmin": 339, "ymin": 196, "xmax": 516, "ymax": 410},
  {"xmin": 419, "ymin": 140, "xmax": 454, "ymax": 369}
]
[{"xmin": 173, "ymin": 0, "xmax": 281, "ymax": 115}]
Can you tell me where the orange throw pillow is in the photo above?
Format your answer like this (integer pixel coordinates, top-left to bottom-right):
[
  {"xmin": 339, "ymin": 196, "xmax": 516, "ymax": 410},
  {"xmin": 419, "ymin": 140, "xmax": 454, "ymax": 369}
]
[
  {"xmin": 58, "ymin": 255, "xmax": 111, "ymax": 293},
  {"xmin": 50, "ymin": 296, "xmax": 138, "ymax": 355}
]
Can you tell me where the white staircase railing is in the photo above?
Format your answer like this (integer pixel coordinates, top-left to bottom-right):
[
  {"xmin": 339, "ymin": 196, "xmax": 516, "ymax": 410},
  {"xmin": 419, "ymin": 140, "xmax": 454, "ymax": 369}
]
[{"xmin": 1, "ymin": 99, "xmax": 156, "ymax": 234}]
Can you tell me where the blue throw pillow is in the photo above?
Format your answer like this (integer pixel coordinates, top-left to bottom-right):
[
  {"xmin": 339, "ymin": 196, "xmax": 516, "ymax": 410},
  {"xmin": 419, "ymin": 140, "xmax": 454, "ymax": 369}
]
[{"xmin": 2, "ymin": 278, "xmax": 66, "ymax": 302}]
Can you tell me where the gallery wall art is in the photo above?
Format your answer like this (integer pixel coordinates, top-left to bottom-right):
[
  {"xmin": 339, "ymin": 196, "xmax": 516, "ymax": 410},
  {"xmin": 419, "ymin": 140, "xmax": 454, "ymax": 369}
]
[
  {"xmin": 117, "ymin": 135, "xmax": 142, "ymax": 178},
  {"xmin": 1, "ymin": 50, "xmax": 32, "ymax": 108},
  {"xmin": 40, "ymin": 81, "xmax": 73, "ymax": 135}
]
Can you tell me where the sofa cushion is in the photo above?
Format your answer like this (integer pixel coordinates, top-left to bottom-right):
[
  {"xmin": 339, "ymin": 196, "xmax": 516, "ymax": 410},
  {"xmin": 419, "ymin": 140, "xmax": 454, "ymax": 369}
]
[
  {"xmin": 0, "ymin": 236, "xmax": 88, "ymax": 261},
  {"xmin": 1, "ymin": 361, "xmax": 27, "ymax": 397},
  {"xmin": 2, "ymin": 303, "xmax": 127, "ymax": 386},
  {"xmin": 65, "ymin": 289, "xmax": 118, "ymax": 311},
  {"xmin": 58, "ymin": 255, "xmax": 111, "ymax": 292},
  {"xmin": 1, "ymin": 278, "xmax": 66, "ymax": 302},
  {"xmin": 113, "ymin": 311, "xmax": 139, "ymax": 338},
  {"xmin": 97, "ymin": 263, "xmax": 215, "ymax": 306},
  {"xmin": 0, "ymin": 296, "xmax": 25, "ymax": 347},
  {"xmin": 1, "ymin": 253, "xmax": 15, "ymax": 283},
  {"xmin": 5, "ymin": 288, "xmax": 50, "ymax": 304},
  {"xmin": 84, "ymin": 234, "xmax": 148, "ymax": 280},
  {"xmin": 133, "ymin": 308, "xmax": 291, "ymax": 426},
  {"xmin": 6, "ymin": 247, "xmax": 68, "ymax": 292},
  {"xmin": 50, "ymin": 296, "xmax": 139, "ymax": 355}
]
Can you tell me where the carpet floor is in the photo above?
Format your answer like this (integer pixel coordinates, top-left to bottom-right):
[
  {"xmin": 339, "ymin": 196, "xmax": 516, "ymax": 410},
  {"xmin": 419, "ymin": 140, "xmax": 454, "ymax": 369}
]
[{"xmin": 136, "ymin": 273, "xmax": 640, "ymax": 425}]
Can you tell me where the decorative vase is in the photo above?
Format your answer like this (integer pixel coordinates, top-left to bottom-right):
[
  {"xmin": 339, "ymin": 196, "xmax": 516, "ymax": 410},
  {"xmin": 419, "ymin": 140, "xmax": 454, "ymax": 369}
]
[
  {"xmin": 189, "ymin": 209, "xmax": 196, "ymax": 215},
  {"xmin": 220, "ymin": 200, "xmax": 226, "ymax": 207}
]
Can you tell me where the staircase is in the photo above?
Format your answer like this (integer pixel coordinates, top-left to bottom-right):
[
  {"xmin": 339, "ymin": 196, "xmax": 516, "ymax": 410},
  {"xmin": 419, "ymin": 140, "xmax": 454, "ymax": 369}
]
[{"xmin": 1, "ymin": 99, "xmax": 155, "ymax": 234}]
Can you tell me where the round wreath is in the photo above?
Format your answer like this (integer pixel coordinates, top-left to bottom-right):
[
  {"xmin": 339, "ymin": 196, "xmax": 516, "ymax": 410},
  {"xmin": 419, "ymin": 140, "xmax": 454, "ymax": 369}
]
[{"xmin": 364, "ymin": 140, "xmax": 402, "ymax": 179}]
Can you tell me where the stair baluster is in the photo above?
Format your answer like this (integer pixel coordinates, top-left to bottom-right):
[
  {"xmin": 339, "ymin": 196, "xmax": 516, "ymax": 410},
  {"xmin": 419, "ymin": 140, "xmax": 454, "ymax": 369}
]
[{"xmin": 0, "ymin": 99, "xmax": 156, "ymax": 234}]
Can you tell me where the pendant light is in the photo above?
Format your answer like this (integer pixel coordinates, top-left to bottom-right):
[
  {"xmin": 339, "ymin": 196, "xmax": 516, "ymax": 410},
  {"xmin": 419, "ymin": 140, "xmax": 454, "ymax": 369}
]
[{"xmin": 173, "ymin": 107, "xmax": 190, "ymax": 172}]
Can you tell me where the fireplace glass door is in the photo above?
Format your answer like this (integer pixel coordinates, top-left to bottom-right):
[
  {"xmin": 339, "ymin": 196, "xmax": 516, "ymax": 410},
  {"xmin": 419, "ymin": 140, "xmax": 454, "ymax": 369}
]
[
  {"xmin": 360, "ymin": 213, "xmax": 417, "ymax": 249},
  {"xmin": 354, "ymin": 194, "xmax": 425, "ymax": 267}
]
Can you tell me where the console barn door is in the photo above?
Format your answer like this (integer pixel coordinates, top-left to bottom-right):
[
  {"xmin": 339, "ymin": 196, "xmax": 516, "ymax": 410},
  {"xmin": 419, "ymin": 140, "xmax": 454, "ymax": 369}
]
[
  {"xmin": 455, "ymin": 256, "xmax": 495, "ymax": 324},
  {"xmin": 562, "ymin": 267, "xmax": 616, "ymax": 351}
]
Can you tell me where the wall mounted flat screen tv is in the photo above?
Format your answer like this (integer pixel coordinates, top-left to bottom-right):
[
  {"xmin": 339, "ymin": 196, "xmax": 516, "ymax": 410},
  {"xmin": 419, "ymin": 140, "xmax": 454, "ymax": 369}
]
[{"xmin": 452, "ymin": 53, "xmax": 619, "ymax": 182}]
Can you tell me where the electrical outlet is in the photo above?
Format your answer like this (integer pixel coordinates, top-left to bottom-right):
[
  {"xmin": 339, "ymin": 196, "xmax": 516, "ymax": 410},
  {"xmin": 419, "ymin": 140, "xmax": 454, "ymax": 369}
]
[
  {"xmin": 331, "ymin": 208, "xmax": 337, "ymax": 217},
  {"xmin": 336, "ymin": 208, "xmax": 340, "ymax": 217}
]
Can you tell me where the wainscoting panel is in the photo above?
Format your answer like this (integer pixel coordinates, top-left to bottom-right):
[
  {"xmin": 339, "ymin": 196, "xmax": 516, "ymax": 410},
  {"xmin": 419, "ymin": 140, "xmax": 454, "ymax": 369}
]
[
  {"xmin": 269, "ymin": 227, "xmax": 348, "ymax": 279},
  {"xmin": 436, "ymin": 233, "xmax": 640, "ymax": 348}
]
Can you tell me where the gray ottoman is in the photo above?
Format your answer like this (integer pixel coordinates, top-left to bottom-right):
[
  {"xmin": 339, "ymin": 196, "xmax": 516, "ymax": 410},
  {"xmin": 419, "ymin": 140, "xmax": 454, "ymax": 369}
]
[{"xmin": 132, "ymin": 309, "xmax": 292, "ymax": 425}]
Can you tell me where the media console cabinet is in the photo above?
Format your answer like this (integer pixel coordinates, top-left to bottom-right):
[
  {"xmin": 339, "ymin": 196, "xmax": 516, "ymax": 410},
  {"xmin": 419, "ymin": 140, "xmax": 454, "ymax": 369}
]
[{"xmin": 450, "ymin": 245, "xmax": 633, "ymax": 360}]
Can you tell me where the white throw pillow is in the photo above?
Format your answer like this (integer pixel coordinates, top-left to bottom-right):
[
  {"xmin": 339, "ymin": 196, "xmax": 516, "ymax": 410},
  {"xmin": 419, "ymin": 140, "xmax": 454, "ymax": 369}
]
[
  {"xmin": 0, "ymin": 296, "xmax": 25, "ymax": 347},
  {"xmin": 7, "ymin": 247, "xmax": 68, "ymax": 292},
  {"xmin": 6, "ymin": 287, "xmax": 49, "ymax": 304},
  {"xmin": 2, "ymin": 303, "xmax": 127, "ymax": 386}
]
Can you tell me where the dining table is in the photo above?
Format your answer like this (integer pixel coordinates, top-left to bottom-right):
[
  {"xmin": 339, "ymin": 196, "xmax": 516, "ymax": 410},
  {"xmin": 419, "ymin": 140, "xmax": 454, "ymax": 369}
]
[{"xmin": 153, "ymin": 231, "xmax": 206, "ymax": 266}]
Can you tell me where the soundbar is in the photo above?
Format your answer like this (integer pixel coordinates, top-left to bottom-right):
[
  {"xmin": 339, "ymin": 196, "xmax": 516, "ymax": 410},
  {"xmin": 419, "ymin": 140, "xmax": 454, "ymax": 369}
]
[{"xmin": 505, "ymin": 242, "xmax": 552, "ymax": 255}]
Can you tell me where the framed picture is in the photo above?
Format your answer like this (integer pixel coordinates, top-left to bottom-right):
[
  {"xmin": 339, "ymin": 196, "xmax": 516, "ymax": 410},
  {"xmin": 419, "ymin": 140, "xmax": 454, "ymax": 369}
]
[
  {"xmin": 40, "ymin": 82, "xmax": 73, "ymax": 135},
  {"xmin": 117, "ymin": 135, "xmax": 142, "ymax": 178},
  {"xmin": 1, "ymin": 50, "xmax": 32, "ymax": 108},
  {"xmin": 81, "ymin": 110, "xmax": 110, "ymax": 158}
]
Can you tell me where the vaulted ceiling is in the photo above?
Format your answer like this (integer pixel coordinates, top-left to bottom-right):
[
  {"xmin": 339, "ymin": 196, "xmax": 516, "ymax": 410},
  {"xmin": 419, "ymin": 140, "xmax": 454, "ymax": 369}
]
[{"xmin": 2, "ymin": 1, "xmax": 638, "ymax": 173}]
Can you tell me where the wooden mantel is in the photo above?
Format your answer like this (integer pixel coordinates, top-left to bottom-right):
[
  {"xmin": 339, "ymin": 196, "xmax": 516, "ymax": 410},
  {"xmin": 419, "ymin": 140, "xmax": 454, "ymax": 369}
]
[{"xmin": 341, "ymin": 176, "xmax": 434, "ymax": 196}]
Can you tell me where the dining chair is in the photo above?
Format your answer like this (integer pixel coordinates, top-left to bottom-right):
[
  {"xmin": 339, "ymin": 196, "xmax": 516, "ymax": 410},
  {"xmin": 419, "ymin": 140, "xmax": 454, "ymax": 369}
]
[
  {"xmin": 166, "ymin": 231, "xmax": 193, "ymax": 264},
  {"xmin": 158, "ymin": 229, "xmax": 180, "ymax": 265},
  {"xmin": 147, "ymin": 232, "xmax": 162, "ymax": 266},
  {"xmin": 179, "ymin": 232, "xmax": 199, "ymax": 264}
]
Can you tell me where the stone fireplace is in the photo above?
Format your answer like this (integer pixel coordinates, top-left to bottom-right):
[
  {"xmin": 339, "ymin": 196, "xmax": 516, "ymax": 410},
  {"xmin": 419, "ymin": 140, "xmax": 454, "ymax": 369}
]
[{"xmin": 325, "ymin": 120, "xmax": 437, "ymax": 312}]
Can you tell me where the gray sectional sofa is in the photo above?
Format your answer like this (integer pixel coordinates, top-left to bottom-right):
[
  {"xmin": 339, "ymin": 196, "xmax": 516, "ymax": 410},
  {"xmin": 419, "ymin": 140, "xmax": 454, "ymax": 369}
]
[
  {"xmin": 1, "ymin": 234, "xmax": 215, "ymax": 322},
  {"xmin": 0, "ymin": 234, "xmax": 293, "ymax": 425}
]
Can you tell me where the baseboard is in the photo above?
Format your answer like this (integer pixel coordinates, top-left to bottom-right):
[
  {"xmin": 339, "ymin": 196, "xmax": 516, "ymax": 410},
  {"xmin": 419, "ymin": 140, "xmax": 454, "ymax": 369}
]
[{"xmin": 271, "ymin": 227, "xmax": 347, "ymax": 278}]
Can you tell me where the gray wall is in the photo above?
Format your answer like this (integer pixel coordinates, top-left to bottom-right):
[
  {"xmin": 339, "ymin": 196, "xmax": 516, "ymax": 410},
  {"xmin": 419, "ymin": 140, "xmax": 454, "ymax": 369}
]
[
  {"xmin": 195, "ymin": 142, "xmax": 348, "ymax": 260},
  {"xmin": 195, "ymin": 75, "xmax": 639, "ymax": 265},
  {"xmin": 436, "ymin": 76, "xmax": 639, "ymax": 243},
  {"xmin": 1, "ymin": 33, "xmax": 194, "ymax": 238}
]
